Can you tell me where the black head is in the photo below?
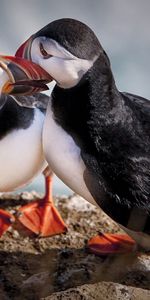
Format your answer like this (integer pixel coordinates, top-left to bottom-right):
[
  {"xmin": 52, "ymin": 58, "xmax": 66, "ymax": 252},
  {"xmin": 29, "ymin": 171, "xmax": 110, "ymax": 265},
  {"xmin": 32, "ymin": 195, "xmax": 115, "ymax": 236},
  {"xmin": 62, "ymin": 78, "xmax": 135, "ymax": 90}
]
[
  {"xmin": 0, "ymin": 18, "xmax": 110, "ymax": 94},
  {"xmin": 28, "ymin": 18, "xmax": 108, "ymax": 88},
  {"xmin": 34, "ymin": 18, "xmax": 102, "ymax": 60}
]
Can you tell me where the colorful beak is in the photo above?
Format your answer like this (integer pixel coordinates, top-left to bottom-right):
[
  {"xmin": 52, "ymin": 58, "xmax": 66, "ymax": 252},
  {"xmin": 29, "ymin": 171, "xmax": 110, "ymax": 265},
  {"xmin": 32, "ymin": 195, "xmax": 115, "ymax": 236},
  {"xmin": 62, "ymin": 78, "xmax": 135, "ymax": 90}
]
[
  {"xmin": 15, "ymin": 36, "xmax": 33, "ymax": 60},
  {"xmin": 0, "ymin": 42, "xmax": 52, "ymax": 96}
]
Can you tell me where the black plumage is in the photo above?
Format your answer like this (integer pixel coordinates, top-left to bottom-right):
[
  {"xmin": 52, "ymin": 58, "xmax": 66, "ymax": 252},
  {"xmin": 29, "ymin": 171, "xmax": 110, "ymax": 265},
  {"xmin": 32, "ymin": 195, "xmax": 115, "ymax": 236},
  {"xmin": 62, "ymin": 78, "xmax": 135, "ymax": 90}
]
[
  {"xmin": 34, "ymin": 18, "xmax": 101, "ymax": 60},
  {"xmin": 8, "ymin": 17, "xmax": 150, "ymax": 238},
  {"xmin": 0, "ymin": 93, "xmax": 49, "ymax": 139},
  {"xmin": 52, "ymin": 54, "xmax": 150, "ymax": 234}
]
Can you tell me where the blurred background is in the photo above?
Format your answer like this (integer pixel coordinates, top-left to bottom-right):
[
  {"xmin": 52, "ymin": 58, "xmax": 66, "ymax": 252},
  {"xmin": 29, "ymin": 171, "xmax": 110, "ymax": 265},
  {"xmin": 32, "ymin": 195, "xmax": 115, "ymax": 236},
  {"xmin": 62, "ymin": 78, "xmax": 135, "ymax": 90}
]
[{"xmin": 0, "ymin": 0, "xmax": 150, "ymax": 195}]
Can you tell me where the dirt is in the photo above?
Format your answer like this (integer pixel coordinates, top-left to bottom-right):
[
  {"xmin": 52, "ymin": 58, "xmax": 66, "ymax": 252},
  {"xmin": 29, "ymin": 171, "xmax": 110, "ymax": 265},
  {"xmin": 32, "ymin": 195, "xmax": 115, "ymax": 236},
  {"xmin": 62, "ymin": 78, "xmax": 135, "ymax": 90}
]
[{"xmin": 0, "ymin": 192, "xmax": 149, "ymax": 300}]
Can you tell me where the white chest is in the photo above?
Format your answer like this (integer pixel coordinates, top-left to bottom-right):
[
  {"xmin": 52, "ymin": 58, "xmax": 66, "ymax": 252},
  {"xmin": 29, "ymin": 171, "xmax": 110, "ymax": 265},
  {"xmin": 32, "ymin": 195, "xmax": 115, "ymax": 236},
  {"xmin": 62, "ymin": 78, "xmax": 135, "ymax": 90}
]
[
  {"xmin": 43, "ymin": 102, "xmax": 97, "ymax": 206},
  {"xmin": 0, "ymin": 109, "xmax": 47, "ymax": 191}
]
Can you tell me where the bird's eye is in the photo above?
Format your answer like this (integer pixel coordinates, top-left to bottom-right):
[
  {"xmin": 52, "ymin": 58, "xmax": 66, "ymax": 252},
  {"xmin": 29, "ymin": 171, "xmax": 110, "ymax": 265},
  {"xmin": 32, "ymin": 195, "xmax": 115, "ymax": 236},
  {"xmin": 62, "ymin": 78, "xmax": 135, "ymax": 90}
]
[{"xmin": 40, "ymin": 42, "xmax": 52, "ymax": 59}]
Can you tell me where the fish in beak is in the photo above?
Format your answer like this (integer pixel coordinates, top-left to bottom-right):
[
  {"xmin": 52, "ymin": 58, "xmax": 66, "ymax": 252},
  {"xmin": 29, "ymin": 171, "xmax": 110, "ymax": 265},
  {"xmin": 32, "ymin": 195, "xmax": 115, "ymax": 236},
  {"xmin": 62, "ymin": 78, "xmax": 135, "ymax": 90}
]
[{"xmin": 0, "ymin": 38, "xmax": 52, "ymax": 96}]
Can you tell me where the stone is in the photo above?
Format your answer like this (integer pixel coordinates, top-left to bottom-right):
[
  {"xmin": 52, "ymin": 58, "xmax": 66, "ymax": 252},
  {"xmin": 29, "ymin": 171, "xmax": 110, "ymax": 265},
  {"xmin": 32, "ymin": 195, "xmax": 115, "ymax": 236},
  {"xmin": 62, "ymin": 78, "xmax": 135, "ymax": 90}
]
[{"xmin": 44, "ymin": 281, "xmax": 150, "ymax": 300}]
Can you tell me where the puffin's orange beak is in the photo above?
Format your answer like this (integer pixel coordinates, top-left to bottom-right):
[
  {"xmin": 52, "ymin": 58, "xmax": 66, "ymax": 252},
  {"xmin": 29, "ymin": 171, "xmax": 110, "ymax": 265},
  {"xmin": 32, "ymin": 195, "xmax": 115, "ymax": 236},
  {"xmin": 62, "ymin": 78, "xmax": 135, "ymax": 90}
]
[{"xmin": 0, "ymin": 38, "xmax": 52, "ymax": 96}]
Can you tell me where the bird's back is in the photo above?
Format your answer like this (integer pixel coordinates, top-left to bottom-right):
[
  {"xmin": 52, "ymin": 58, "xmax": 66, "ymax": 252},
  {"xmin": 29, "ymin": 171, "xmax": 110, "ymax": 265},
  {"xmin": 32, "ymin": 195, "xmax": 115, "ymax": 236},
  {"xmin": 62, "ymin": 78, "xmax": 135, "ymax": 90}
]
[{"xmin": 82, "ymin": 91, "xmax": 150, "ymax": 234}]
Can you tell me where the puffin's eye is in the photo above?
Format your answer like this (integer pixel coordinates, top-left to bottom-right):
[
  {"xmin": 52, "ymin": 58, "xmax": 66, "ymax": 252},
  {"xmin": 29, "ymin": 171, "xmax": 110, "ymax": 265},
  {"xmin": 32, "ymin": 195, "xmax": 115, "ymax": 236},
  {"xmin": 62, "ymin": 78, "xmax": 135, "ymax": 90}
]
[{"xmin": 40, "ymin": 42, "xmax": 52, "ymax": 59}]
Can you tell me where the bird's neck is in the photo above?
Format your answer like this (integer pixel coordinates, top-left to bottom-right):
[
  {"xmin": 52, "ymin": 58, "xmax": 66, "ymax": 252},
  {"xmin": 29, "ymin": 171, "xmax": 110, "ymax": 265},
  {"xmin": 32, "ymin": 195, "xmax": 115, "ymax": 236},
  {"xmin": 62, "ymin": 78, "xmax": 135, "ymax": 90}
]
[
  {"xmin": 86, "ymin": 54, "xmax": 123, "ymax": 111},
  {"xmin": 51, "ymin": 55, "xmax": 124, "ymax": 135}
]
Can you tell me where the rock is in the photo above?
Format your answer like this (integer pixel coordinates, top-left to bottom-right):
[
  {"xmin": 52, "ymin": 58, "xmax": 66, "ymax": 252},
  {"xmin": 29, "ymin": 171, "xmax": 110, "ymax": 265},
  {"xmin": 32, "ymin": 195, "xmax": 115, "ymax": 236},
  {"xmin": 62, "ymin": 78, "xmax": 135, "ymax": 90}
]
[
  {"xmin": 0, "ymin": 193, "xmax": 149, "ymax": 300},
  {"xmin": 67, "ymin": 195, "xmax": 96, "ymax": 212},
  {"xmin": 43, "ymin": 281, "xmax": 150, "ymax": 300}
]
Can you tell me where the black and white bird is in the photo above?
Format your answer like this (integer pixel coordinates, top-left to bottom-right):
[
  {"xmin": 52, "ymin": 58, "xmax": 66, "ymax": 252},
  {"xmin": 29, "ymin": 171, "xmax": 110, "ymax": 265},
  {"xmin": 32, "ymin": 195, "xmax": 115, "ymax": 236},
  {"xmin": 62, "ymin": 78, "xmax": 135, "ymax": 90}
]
[
  {"xmin": 0, "ymin": 79, "xmax": 66, "ymax": 237},
  {"xmin": 0, "ymin": 18, "xmax": 149, "ymax": 254}
]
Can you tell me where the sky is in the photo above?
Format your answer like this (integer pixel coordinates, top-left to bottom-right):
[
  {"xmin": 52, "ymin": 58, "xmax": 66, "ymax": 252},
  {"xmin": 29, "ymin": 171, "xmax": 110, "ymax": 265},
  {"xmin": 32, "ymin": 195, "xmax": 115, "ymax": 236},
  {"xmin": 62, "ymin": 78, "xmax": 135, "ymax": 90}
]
[{"xmin": 0, "ymin": 0, "xmax": 150, "ymax": 194}]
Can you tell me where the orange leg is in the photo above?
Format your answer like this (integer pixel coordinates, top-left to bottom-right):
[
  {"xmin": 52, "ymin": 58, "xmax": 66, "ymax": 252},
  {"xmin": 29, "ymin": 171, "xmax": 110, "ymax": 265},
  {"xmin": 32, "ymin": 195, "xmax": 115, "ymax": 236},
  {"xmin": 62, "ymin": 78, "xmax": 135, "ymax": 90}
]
[
  {"xmin": 0, "ymin": 209, "xmax": 15, "ymax": 236},
  {"xmin": 17, "ymin": 175, "xmax": 67, "ymax": 237},
  {"xmin": 87, "ymin": 232, "xmax": 136, "ymax": 255}
]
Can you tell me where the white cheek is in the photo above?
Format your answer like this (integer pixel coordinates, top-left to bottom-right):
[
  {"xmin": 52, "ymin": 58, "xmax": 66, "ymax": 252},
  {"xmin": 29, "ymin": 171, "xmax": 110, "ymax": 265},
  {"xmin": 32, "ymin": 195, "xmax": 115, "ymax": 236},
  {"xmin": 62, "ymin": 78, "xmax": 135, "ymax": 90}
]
[
  {"xmin": 49, "ymin": 58, "xmax": 80, "ymax": 88},
  {"xmin": 39, "ymin": 57, "xmax": 93, "ymax": 89},
  {"xmin": 31, "ymin": 37, "xmax": 44, "ymax": 63},
  {"xmin": 31, "ymin": 37, "xmax": 97, "ymax": 88}
]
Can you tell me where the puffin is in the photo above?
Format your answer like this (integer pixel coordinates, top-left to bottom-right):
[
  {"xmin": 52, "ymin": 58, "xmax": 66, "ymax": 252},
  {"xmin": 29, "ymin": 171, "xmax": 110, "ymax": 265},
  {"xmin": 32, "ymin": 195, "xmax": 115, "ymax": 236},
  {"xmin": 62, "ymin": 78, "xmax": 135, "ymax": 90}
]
[
  {"xmin": 0, "ymin": 18, "xmax": 149, "ymax": 254},
  {"xmin": 0, "ymin": 79, "xmax": 66, "ymax": 237}
]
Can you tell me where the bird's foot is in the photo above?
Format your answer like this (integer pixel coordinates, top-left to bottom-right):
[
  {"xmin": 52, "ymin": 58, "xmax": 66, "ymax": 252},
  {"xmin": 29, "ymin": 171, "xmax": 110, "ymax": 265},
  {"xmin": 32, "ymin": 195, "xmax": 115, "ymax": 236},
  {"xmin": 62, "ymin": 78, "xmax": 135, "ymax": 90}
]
[
  {"xmin": 87, "ymin": 232, "xmax": 136, "ymax": 255},
  {"xmin": 0, "ymin": 209, "xmax": 15, "ymax": 236},
  {"xmin": 16, "ymin": 198, "xmax": 67, "ymax": 237}
]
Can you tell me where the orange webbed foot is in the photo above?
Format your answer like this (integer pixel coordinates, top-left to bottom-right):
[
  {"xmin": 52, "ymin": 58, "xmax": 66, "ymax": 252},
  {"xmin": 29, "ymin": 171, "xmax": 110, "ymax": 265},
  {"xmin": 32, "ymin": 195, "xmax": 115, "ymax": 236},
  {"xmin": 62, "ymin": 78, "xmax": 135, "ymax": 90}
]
[
  {"xmin": 88, "ymin": 232, "xmax": 136, "ymax": 255},
  {"xmin": 17, "ymin": 174, "xmax": 67, "ymax": 237}
]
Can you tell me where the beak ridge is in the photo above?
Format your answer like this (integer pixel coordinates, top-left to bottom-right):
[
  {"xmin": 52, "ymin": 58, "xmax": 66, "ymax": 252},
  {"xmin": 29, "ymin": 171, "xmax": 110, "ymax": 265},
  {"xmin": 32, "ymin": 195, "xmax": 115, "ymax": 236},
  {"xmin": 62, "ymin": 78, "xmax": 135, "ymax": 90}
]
[{"xmin": 15, "ymin": 37, "xmax": 33, "ymax": 59}]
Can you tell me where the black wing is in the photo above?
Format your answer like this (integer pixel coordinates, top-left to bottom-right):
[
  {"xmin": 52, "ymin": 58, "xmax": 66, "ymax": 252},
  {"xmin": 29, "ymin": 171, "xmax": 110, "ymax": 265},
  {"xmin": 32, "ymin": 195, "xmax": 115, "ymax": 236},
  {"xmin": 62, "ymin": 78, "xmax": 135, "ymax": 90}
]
[
  {"xmin": 121, "ymin": 91, "xmax": 150, "ymax": 118},
  {"xmin": 82, "ymin": 91, "xmax": 150, "ymax": 233}
]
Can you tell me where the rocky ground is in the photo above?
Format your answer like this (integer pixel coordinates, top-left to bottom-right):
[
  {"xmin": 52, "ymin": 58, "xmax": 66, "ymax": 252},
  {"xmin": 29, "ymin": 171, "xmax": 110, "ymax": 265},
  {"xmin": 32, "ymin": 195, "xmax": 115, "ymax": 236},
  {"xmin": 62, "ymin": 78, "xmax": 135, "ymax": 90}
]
[{"xmin": 0, "ymin": 192, "xmax": 149, "ymax": 300}]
